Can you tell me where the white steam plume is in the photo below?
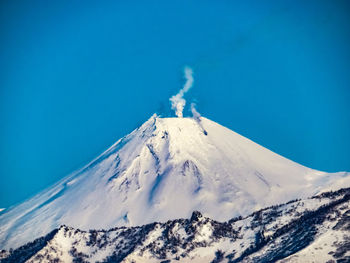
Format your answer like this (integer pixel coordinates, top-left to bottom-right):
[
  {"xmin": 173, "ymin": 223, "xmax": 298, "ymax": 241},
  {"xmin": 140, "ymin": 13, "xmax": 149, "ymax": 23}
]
[{"xmin": 169, "ymin": 66, "xmax": 194, "ymax": 117}]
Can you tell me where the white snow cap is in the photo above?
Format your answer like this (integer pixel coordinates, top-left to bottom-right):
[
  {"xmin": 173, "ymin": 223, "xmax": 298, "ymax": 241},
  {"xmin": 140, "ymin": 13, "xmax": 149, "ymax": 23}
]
[
  {"xmin": 169, "ymin": 66, "xmax": 194, "ymax": 117},
  {"xmin": 0, "ymin": 115, "xmax": 350, "ymax": 250}
]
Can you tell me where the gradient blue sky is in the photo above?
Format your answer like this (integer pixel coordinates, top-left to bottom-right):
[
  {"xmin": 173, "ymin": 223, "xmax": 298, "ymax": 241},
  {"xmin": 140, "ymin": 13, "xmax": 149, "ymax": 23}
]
[{"xmin": 1, "ymin": 0, "xmax": 350, "ymax": 208}]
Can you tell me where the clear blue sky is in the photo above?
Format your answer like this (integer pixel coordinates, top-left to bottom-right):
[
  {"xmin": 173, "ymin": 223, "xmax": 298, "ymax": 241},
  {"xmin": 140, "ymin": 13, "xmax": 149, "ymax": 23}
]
[{"xmin": 1, "ymin": 0, "xmax": 350, "ymax": 208}]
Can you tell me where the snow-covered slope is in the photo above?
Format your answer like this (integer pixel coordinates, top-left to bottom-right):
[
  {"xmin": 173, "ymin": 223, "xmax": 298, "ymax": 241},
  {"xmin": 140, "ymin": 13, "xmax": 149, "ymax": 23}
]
[
  {"xmin": 2, "ymin": 187, "xmax": 350, "ymax": 263},
  {"xmin": 0, "ymin": 115, "xmax": 349, "ymax": 250}
]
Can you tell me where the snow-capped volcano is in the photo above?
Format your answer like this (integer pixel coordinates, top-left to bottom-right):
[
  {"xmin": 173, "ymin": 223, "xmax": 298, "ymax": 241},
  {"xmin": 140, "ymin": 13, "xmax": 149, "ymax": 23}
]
[{"xmin": 0, "ymin": 115, "xmax": 349, "ymax": 250}]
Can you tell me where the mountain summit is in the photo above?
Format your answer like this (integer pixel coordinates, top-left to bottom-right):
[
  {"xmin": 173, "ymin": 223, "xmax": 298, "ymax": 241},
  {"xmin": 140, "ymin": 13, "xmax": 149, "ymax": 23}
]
[{"xmin": 1, "ymin": 115, "xmax": 349, "ymax": 250}]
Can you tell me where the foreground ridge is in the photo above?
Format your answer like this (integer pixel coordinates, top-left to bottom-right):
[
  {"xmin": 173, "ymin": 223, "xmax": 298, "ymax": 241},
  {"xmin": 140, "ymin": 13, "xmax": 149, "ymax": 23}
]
[{"xmin": 2, "ymin": 187, "xmax": 350, "ymax": 263}]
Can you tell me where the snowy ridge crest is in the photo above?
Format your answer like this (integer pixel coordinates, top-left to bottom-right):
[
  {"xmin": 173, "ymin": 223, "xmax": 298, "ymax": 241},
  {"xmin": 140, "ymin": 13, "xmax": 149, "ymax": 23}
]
[{"xmin": 2, "ymin": 187, "xmax": 350, "ymax": 263}]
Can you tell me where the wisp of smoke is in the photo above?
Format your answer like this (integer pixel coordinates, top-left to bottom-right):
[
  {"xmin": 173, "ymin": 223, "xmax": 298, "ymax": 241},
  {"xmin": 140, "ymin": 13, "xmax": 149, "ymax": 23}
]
[
  {"xmin": 191, "ymin": 103, "xmax": 201, "ymax": 121},
  {"xmin": 169, "ymin": 66, "xmax": 194, "ymax": 117},
  {"xmin": 191, "ymin": 102, "xmax": 207, "ymax": 135}
]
